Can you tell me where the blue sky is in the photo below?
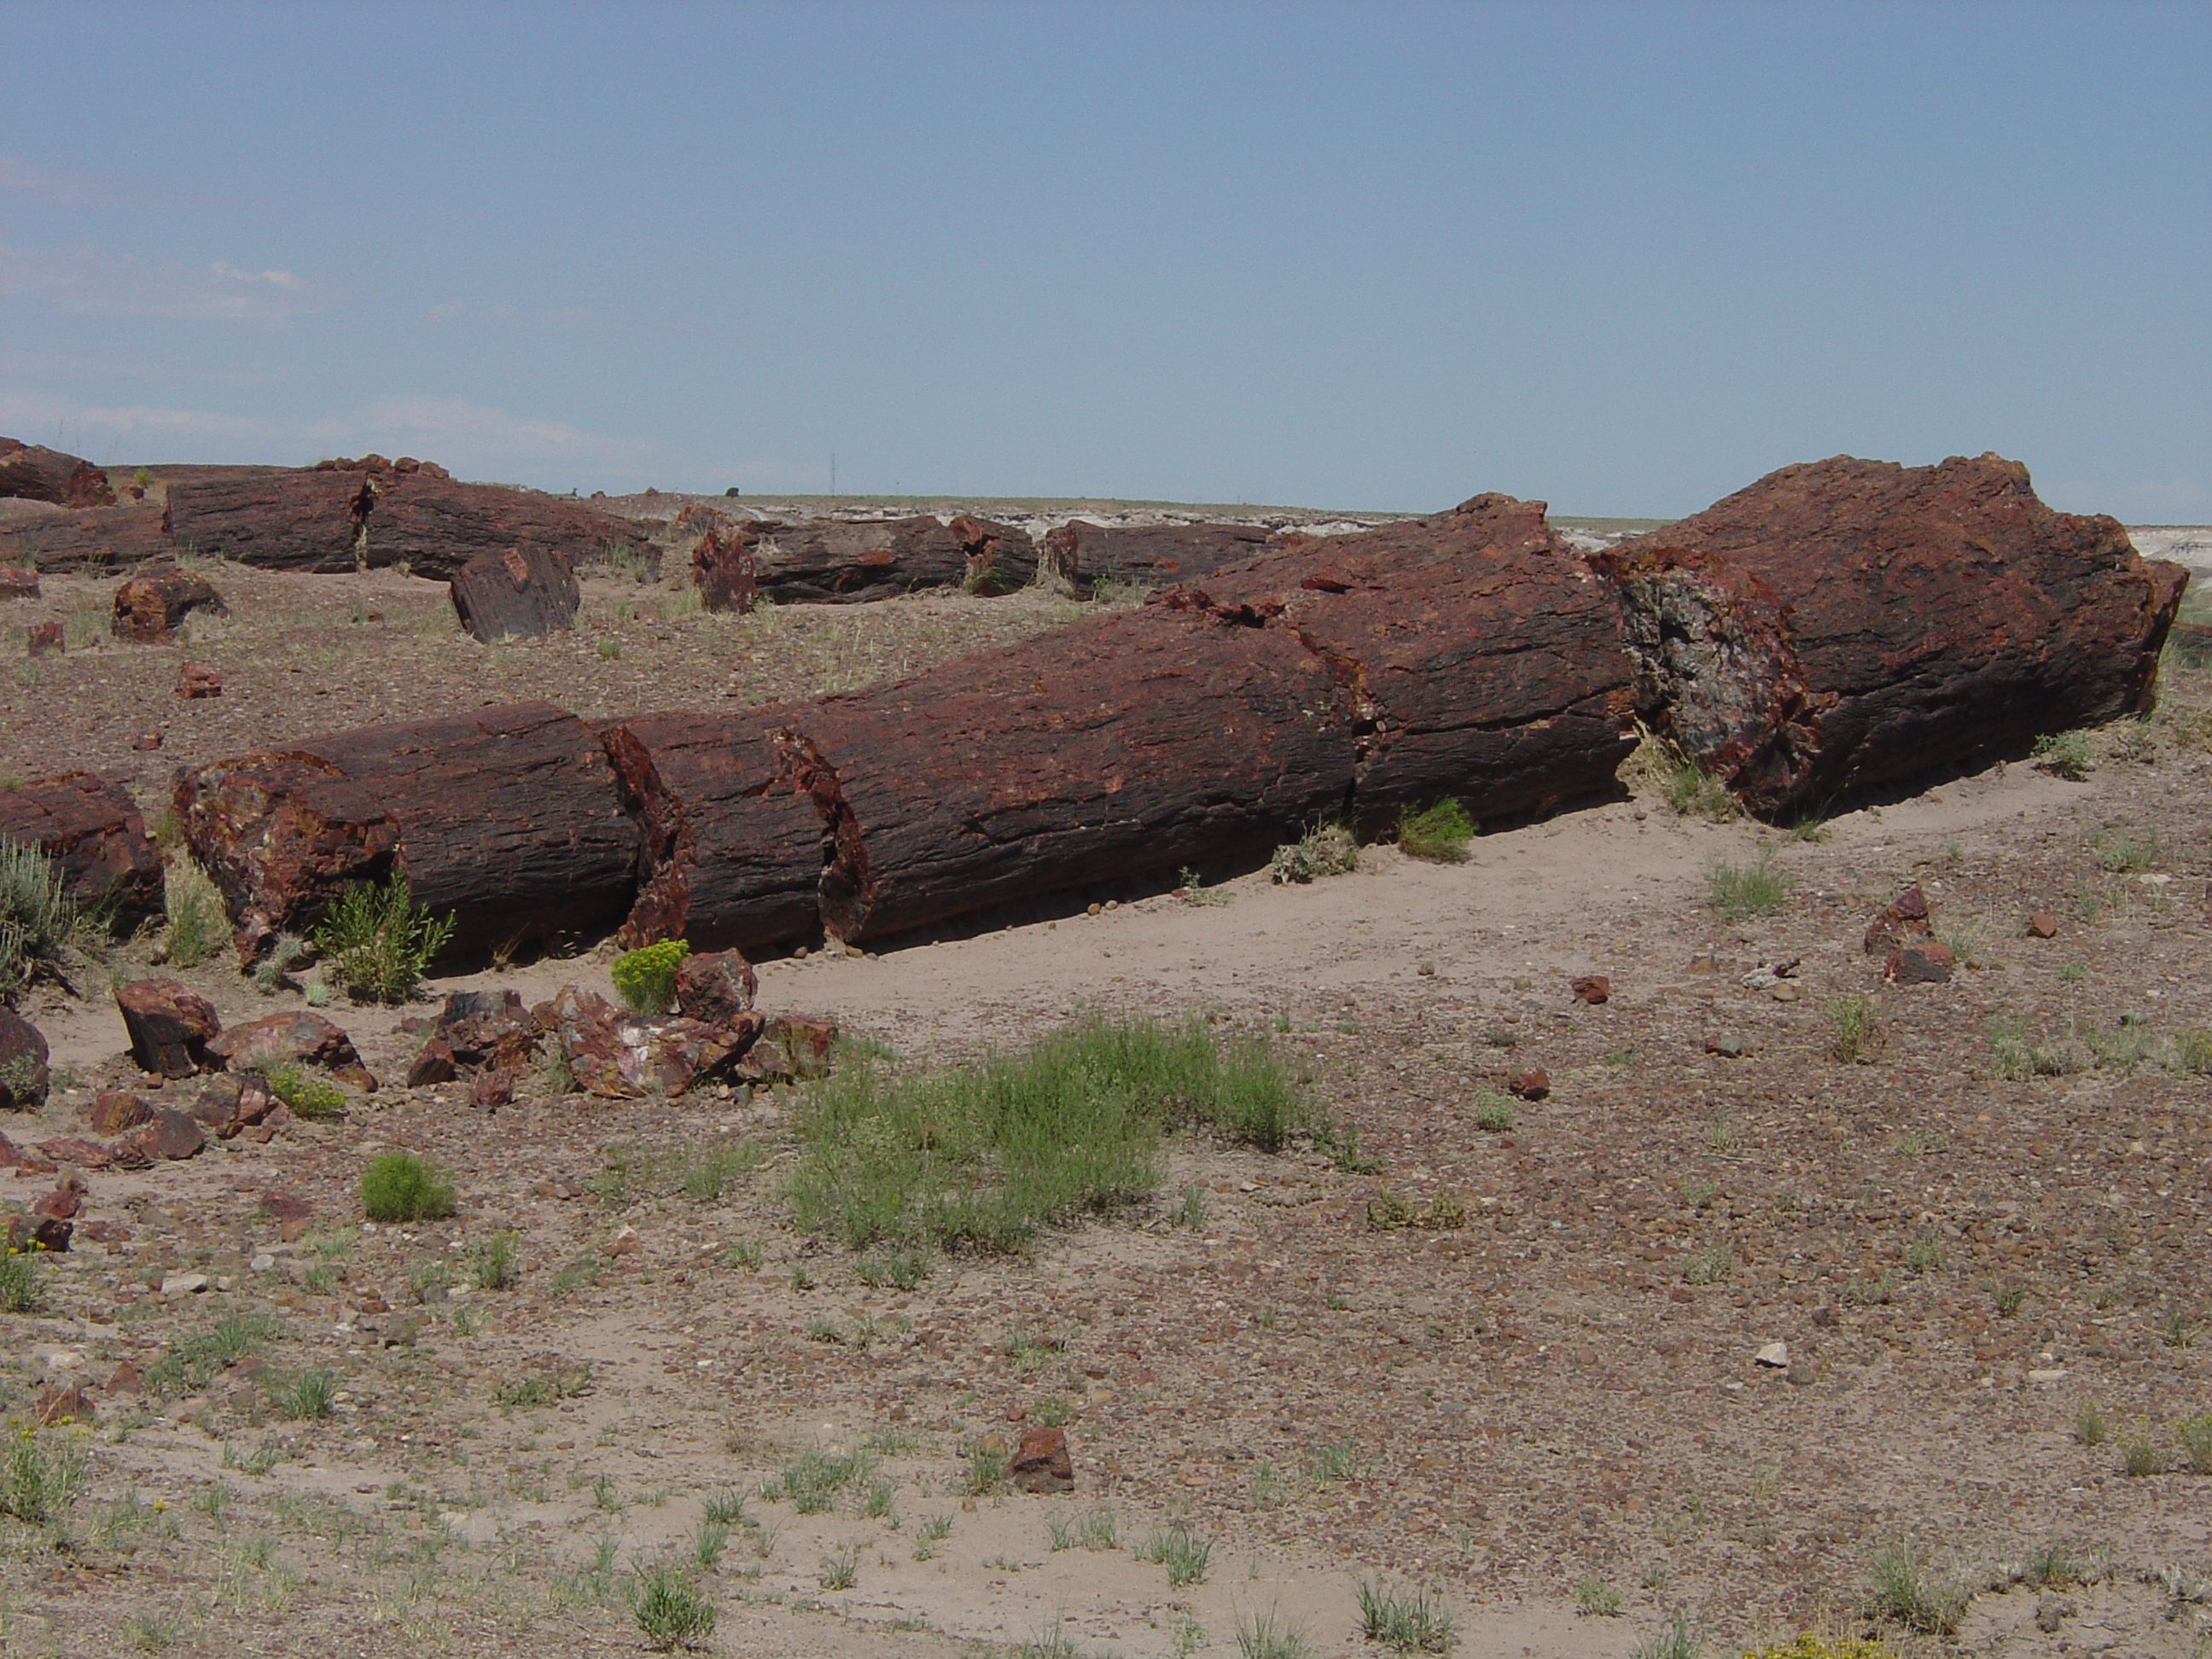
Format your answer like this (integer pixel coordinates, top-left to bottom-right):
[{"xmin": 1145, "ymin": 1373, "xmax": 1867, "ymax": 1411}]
[{"xmin": 3, "ymin": 1, "xmax": 2205, "ymax": 518}]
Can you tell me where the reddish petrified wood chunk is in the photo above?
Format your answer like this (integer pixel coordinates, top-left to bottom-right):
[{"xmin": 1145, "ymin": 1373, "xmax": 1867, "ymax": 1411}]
[
  {"xmin": 115, "ymin": 978, "xmax": 222, "ymax": 1078},
  {"xmin": 0, "ymin": 771, "xmax": 165, "ymax": 923},
  {"xmin": 111, "ymin": 566, "xmax": 225, "ymax": 643},
  {"xmin": 1598, "ymin": 453, "xmax": 2188, "ymax": 816},
  {"xmin": 1041, "ymin": 520, "xmax": 1274, "ymax": 593},
  {"xmin": 0, "ymin": 438, "xmax": 114, "ymax": 507},
  {"xmin": 686, "ymin": 513, "xmax": 758, "ymax": 613},
  {"xmin": 364, "ymin": 466, "xmax": 650, "ymax": 581},
  {"xmin": 0, "ymin": 1008, "xmax": 49, "ymax": 1109},
  {"xmin": 164, "ymin": 469, "xmax": 372, "ymax": 573},
  {"xmin": 448, "ymin": 544, "xmax": 579, "ymax": 641}
]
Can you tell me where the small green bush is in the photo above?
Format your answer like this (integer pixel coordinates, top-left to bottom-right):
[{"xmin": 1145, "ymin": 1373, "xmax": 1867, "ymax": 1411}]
[
  {"xmin": 1355, "ymin": 1580, "xmax": 1458, "ymax": 1652},
  {"xmin": 1395, "ymin": 799, "xmax": 1475, "ymax": 863},
  {"xmin": 2031, "ymin": 729, "xmax": 2093, "ymax": 779},
  {"xmin": 1825, "ymin": 994, "xmax": 1880, "ymax": 1063},
  {"xmin": 256, "ymin": 1062, "xmax": 347, "ymax": 1120},
  {"xmin": 632, "ymin": 1565, "xmax": 715, "ymax": 1651},
  {"xmin": 361, "ymin": 1152, "xmax": 457, "ymax": 1223},
  {"xmin": 1707, "ymin": 846, "xmax": 1790, "ymax": 920},
  {"xmin": 0, "ymin": 1245, "xmax": 48, "ymax": 1314},
  {"xmin": 612, "ymin": 939, "xmax": 690, "ymax": 1016},
  {"xmin": 2, "ymin": 1430, "xmax": 87, "ymax": 1526},
  {"xmin": 1469, "ymin": 1090, "xmax": 1516, "ymax": 1132},
  {"xmin": 312, "ymin": 876, "xmax": 454, "ymax": 1004},
  {"xmin": 1864, "ymin": 1536, "xmax": 1970, "ymax": 1633},
  {"xmin": 162, "ymin": 858, "xmax": 225, "ymax": 969},
  {"xmin": 1270, "ymin": 819, "xmax": 1360, "ymax": 884},
  {"xmin": 2176, "ymin": 1412, "xmax": 2212, "ymax": 1475},
  {"xmin": 0, "ymin": 836, "xmax": 77, "ymax": 1000},
  {"xmin": 271, "ymin": 1368, "xmax": 337, "ymax": 1420}
]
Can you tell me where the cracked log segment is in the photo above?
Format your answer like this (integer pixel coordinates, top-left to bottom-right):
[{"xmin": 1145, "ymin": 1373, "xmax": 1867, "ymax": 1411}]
[
  {"xmin": 1596, "ymin": 453, "xmax": 2189, "ymax": 817},
  {"xmin": 748, "ymin": 514, "xmax": 1038, "ymax": 603},
  {"xmin": 448, "ymin": 544, "xmax": 580, "ymax": 641},
  {"xmin": 0, "ymin": 773, "xmax": 165, "ymax": 925},
  {"xmin": 1041, "ymin": 520, "xmax": 1277, "ymax": 594},
  {"xmin": 0, "ymin": 501, "xmax": 172, "ymax": 573},
  {"xmin": 358, "ymin": 463, "xmax": 651, "ymax": 580},
  {"xmin": 602, "ymin": 492, "xmax": 1631, "ymax": 950},
  {"xmin": 0, "ymin": 439, "xmax": 114, "ymax": 507},
  {"xmin": 174, "ymin": 701, "xmax": 639, "ymax": 964}
]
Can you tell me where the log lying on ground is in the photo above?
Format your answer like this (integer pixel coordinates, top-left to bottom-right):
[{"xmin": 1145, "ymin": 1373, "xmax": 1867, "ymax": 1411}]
[
  {"xmin": 175, "ymin": 701, "xmax": 638, "ymax": 961},
  {"xmin": 448, "ymin": 545, "xmax": 579, "ymax": 641},
  {"xmin": 748, "ymin": 514, "xmax": 1037, "ymax": 602},
  {"xmin": 0, "ymin": 773, "xmax": 164, "ymax": 923},
  {"xmin": 164, "ymin": 469, "xmax": 372, "ymax": 572},
  {"xmin": 0, "ymin": 439, "xmax": 113, "ymax": 507},
  {"xmin": 1041, "ymin": 520, "xmax": 1276, "ymax": 593},
  {"xmin": 0, "ymin": 501, "xmax": 172, "ymax": 573},
  {"xmin": 361, "ymin": 464, "xmax": 651, "ymax": 580},
  {"xmin": 603, "ymin": 492, "xmax": 1632, "ymax": 949},
  {"xmin": 1597, "ymin": 454, "xmax": 2188, "ymax": 816}
]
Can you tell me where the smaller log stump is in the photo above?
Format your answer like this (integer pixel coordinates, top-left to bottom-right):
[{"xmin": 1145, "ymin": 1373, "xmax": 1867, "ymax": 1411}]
[
  {"xmin": 112, "ymin": 567, "xmax": 225, "ymax": 643},
  {"xmin": 449, "ymin": 544, "xmax": 579, "ymax": 641}
]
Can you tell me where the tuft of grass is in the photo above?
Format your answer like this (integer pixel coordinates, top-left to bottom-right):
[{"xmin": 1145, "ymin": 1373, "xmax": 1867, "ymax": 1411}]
[
  {"xmin": 912, "ymin": 1512, "xmax": 953, "ymax": 1561},
  {"xmin": 854, "ymin": 1247, "xmax": 931, "ymax": 1289},
  {"xmin": 2031, "ymin": 729, "xmax": 2093, "ymax": 779},
  {"xmin": 1354, "ymin": 1580, "xmax": 1458, "ymax": 1653},
  {"xmin": 469, "ymin": 1229, "xmax": 521, "ymax": 1290},
  {"xmin": 1902, "ymin": 1233, "xmax": 1941, "ymax": 1275},
  {"xmin": 1136, "ymin": 1524, "xmax": 1211, "ymax": 1586},
  {"xmin": 0, "ymin": 1244, "xmax": 49, "ymax": 1313},
  {"xmin": 2, "ymin": 1430, "xmax": 88, "ymax": 1526},
  {"xmin": 254, "ymin": 1062, "xmax": 347, "ymax": 1121},
  {"xmin": 311, "ymin": 875, "xmax": 454, "ymax": 1004},
  {"xmin": 818, "ymin": 1542, "xmax": 860, "ymax": 1589},
  {"xmin": 765, "ymin": 1446, "xmax": 877, "ymax": 1514},
  {"xmin": 161, "ymin": 857, "xmax": 225, "ymax": 969},
  {"xmin": 1573, "ymin": 1575, "xmax": 1623, "ymax": 1616},
  {"xmin": 1863, "ymin": 1537, "xmax": 1970, "ymax": 1634},
  {"xmin": 611, "ymin": 939, "xmax": 689, "ymax": 1016},
  {"xmin": 1681, "ymin": 1241, "xmax": 1735, "ymax": 1285},
  {"xmin": 270, "ymin": 1369, "xmax": 337, "ymax": 1421},
  {"xmin": 1237, "ymin": 1605, "xmax": 1317, "ymax": 1659},
  {"xmin": 2122, "ymin": 1433, "xmax": 2163, "ymax": 1477},
  {"xmin": 631, "ymin": 1565, "xmax": 715, "ymax": 1651},
  {"xmin": 1469, "ymin": 1089, "xmax": 1516, "ymax": 1132},
  {"xmin": 783, "ymin": 1013, "xmax": 1306, "ymax": 1254},
  {"xmin": 1707, "ymin": 846, "xmax": 1790, "ymax": 920},
  {"xmin": 1825, "ymin": 994, "xmax": 1881, "ymax": 1064},
  {"xmin": 360, "ymin": 1152, "xmax": 457, "ymax": 1222},
  {"xmin": 2073, "ymin": 1400, "xmax": 2108, "ymax": 1447},
  {"xmin": 149, "ymin": 1312, "xmax": 281, "ymax": 1394},
  {"xmin": 701, "ymin": 1489, "xmax": 749, "ymax": 1527},
  {"xmin": 1630, "ymin": 1621, "xmax": 1700, "ymax": 1659},
  {"xmin": 964, "ymin": 1441, "xmax": 1010, "ymax": 1497},
  {"xmin": 1307, "ymin": 1439, "xmax": 1359, "ymax": 1483},
  {"xmin": 1078, "ymin": 1506, "xmax": 1119, "ymax": 1551},
  {"xmin": 1395, "ymin": 798, "xmax": 1475, "ymax": 863},
  {"xmin": 1270, "ymin": 819, "xmax": 1360, "ymax": 884},
  {"xmin": 0, "ymin": 835, "xmax": 79, "ymax": 998},
  {"xmin": 2175, "ymin": 1412, "xmax": 2212, "ymax": 1475},
  {"xmin": 1365, "ymin": 1190, "xmax": 1466, "ymax": 1231}
]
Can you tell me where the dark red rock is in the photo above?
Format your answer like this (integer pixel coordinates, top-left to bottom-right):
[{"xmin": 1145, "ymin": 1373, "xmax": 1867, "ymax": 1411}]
[
  {"xmin": 1864, "ymin": 884, "xmax": 1934, "ymax": 955},
  {"xmin": 30, "ymin": 1180, "xmax": 83, "ymax": 1222},
  {"xmin": 740, "ymin": 1014, "xmax": 835, "ymax": 1084},
  {"xmin": 1599, "ymin": 454, "xmax": 2188, "ymax": 815},
  {"xmin": 448, "ymin": 544, "xmax": 579, "ymax": 641},
  {"xmin": 1886, "ymin": 940, "xmax": 1956, "ymax": 985},
  {"xmin": 115, "ymin": 977, "xmax": 222, "ymax": 1077},
  {"xmin": 1010, "ymin": 1426, "xmax": 1074, "ymax": 1493},
  {"xmin": 176, "ymin": 661, "xmax": 224, "ymax": 698},
  {"xmin": 0, "ymin": 438, "xmax": 113, "ymax": 507},
  {"xmin": 674, "ymin": 949, "xmax": 759, "ymax": 1026},
  {"xmin": 125, "ymin": 1107, "xmax": 207, "ymax": 1161},
  {"xmin": 361, "ymin": 466, "xmax": 651, "ymax": 581},
  {"xmin": 28, "ymin": 1136, "xmax": 104, "ymax": 1171},
  {"xmin": 0, "ymin": 771, "xmax": 165, "ymax": 922},
  {"xmin": 4, "ymin": 1210, "xmax": 72, "ymax": 1251},
  {"xmin": 1042, "ymin": 520, "xmax": 1273, "ymax": 594},
  {"xmin": 259, "ymin": 1190, "xmax": 313, "ymax": 1221},
  {"xmin": 111, "ymin": 565, "xmax": 225, "ymax": 643},
  {"xmin": 162, "ymin": 467, "xmax": 370, "ymax": 573},
  {"xmin": 2025, "ymin": 910, "xmax": 2058, "ymax": 940},
  {"xmin": 206, "ymin": 1010, "xmax": 375, "ymax": 1091},
  {"xmin": 131, "ymin": 730, "xmax": 164, "ymax": 750},
  {"xmin": 1507, "ymin": 1068, "xmax": 1550, "ymax": 1101},
  {"xmin": 469, "ymin": 1068, "xmax": 515, "ymax": 1109},
  {"xmin": 87, "ymin": 1090, "xmax": 154, "ymax": 1134},
  {"xmin": 1570, "ymin": 975, "xmax": 1610, "ymax": 1005},
  {"xmin": 0, "ymin": 1007, "xmax": 49, "ymax": 1109},
  {"xmin": 947, "ymin": 515, "xmax": 1039, "ymax": 596},
  {"xmin": 405, "ymin": 1037, "xmax": 459, "ymax": 1087},
  {"xmin": 25, "ymin": 620, "xmax": 61, "ymax": 655},
  {"xmin": 685, "ymin": 511, "xmax": 757, "ymax": 614}
]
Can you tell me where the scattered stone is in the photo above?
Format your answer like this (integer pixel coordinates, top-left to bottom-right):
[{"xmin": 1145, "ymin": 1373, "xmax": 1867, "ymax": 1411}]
[
  {"xmin": 608, "ymin": 1225, "xmax": 643, "ymax": 1257},
  {"xmin": 686, "ymin": 513, "xmax": 757, "ymax": 613},
  {"xmin": 1885, "ymin": 940, "xmax": 1956, "ymax": 985},
  {"xmin": 132, "ymin": 730, "xmax": 164, "ymax": 750},
  {"xmin": 1010, "ymin": 1426, "xmax": 1074, "ymax": 1493},
  {"xmin": 405, "ymin": 1038, "xmax": 459, "ymax": 1087},
  {"xmin": 116, "ymin": 977, "xmax": 222, "ymax": 1077},
  {"xmin": 111, "ymin": 565, "xmax": 225, "ymax": 643},
  {"xmin": 193, "ymin": 1073, "xmax": 276, "ymax": 1136},
  {"xmin": 259, "ymin": 1190, "xmax": 313, "ymax": 1222},
  {"xmin": 741, "ymin": 1014, "xmax": 837, "ymax": 1085},
  {"xmin": 176, "ymin": 660, "xmax": 224, "ymax": 698},
  {"xmin": 1754, "ymin": 1341, "xmax": 1790, "ymax": 1368},
  {"xmin": 1768, "ymin": 981, "xmax": 1801, "ymax": 1002},
  {"xmin": 1863, "ymin": 883, "xmax": 1933, "ymax": 954},
  {"xmin": 674, "ymin": 949, "xmax": 760, "ymax": 1025},
  {"xmin": 2025, "ymin": 910, "xmax": 2058, "ymax": 939},
  {"xmin": 0, "ymin": 565, "xmax": 37, "ymax": 601},
  {"xmin": 1810, "ymin": 1304, "xmax": 1839, "ymax": 1328},
  {"xmin": 1570, "ymin": 974, "xmax": 1610, "ymax": 1004},
  {"xmin": 31, "ymin": 1136, "xmax": 107, "ymax": 1172},
  {"xmin": 26, "ymin": 620, "xmax": 61, "ymax": 655},
  {"xmin": 1703, "ymin": 1035, "xmax": 1747, "ymax": 1058},
  {"xmin": 1506, "ymin": 1068, "xmax": 1550, "ymax": 1101},
  {"xmin": 160, "ymin": 1271, "xmax": 210, "ymax": 1296},
  {"xmin": 0, "ymin": 1006, "xmax": 50, "ymax": 1109},
  {"xmin": 107, "ymin": 1361, "xmax": 142, "ymax": 1395},
  {"xmin": 542, "ymin": 984, "xmax": 764, "ymax": 1098},
  {"xmin": 87, "ymin": 1089, "xmax": 154, "ymax": 1133},
  {"xmin": 469, "ymin": 1068, "xmax": 515, "ymax": 1110},
  {"xmin": 207, "ymin": 1010, "xmax": 376, "ymax": 1090},
  {"xmin": 2035, "ymin": 1595, "xmax": 2077, "ymax": 1635},
  {"xmin": 448, "ymin": 543, "xmax": 580, "ymax": 642},
  {"xmin": 126, "ymin": 1108, "xmax": 207, "ymax": 1162},
  {"xmin": 0, "ymin": 771, "xmax": 165, "ymax": 924}
]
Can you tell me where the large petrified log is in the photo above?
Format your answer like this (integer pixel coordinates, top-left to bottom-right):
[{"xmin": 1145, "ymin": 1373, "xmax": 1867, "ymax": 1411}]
[
  {"xmin": 0, "ymin": 439, "xmax": 113, "ymax": 507},
  {"xmin": 0, "ymin": 501, "xmax": 172, "ymax": 573},
  {"xmin": 448, "ymin": 544, "xmax": 579, "ymax": 641},
  {"xmin": 362, "ymin": 465, "xmax": 651, "ymax": 580},
  {"xmin": 603, "ymin": 492, "xmax": 1632, "ymax": 949},
  {"xmin": 748, "ymin": 515, "xmax": 1037, "ymax": 603},
  {"xmin": 165, "ymin": 469, "xmax": 371, "ymax": 572},
  {"xmin": 0, "ymin": 772, "xmax": 164, "ymax": 923},
  {"xmin": 1598, "ymin": 454, "xmax": 2188, "ymax": 815},
  {"xmin": 1041, "ymin": 520, "xmax": 1275, "ymax": 593},
  {"xmin": 175, "ymin": 701, "xmax": 639, "ymax": 960}
]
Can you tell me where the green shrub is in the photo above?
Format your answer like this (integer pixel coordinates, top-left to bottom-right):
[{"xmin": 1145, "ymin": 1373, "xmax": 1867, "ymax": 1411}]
[
  {"xmin": 312, "ymin": 876, "xmax": 453, "ymax": 1004},
  {"xmin": 361, "ymin": 1152, "xmax": 457, "ymax": 1223},
  {"xmin": 1269, "ymin": 819, "xmax": 1360, "ymax": 884},
  {"xmin": 470, "ymin": 1229, "xmax": 521, "ymax": 1290},
  {"xmin": 1864, "ymin": 1536, "xmax": 1970, "ymax": 1633},
  {"xmin": 0, "ymin": 836, "xmax": 76, "ymax": 1000},
  {"xmin": 631, "ymin": 1565, "xmax": 715, "ymax": 1651},
  {"xmin": 0, "ymin": 1245, "xmax": 47, "ymax": 1314},
  {"xmin": 1825, "ymin": 994, "xmax": 1881, "ymax": 1063},
  {"xmin": 1469, "ymin": 1090, "xmax": 1516, "ymax": 1132},
  {"xmin": 2, "ymin": 1430, "xmax": 87, "ymax": 1526},
  {"xmin": 255, "ymin": 1062, "xmax": 347, "ymax": 1120},
  {"xmin": 270, "ymin": 1369, "xmax": 337, "ymax": 1420},
  {"xmin": 1395, "ymin": 799, "xmax": 1475, "ymax": 863},
  {"xmin": 2176, "ymin": 1412, "xmax": 2212, "ymax": 1475},
  {"xmin": 162, "ymin": 858, "xmax": 225, "ymax": 969},
  {"xmin": 1707, "ymin": 846, "xmax": 1790, "ymax": 920},
  {"xmin": 2031, "ymin": 729, "xmax": 2093, "ymax": 779},
  {"xmin": 611, "ymin": 939, "xmax": 690, "ymax": 1016}
]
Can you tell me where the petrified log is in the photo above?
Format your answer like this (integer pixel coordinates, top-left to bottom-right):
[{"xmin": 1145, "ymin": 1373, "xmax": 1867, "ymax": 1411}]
[
  {"xmin": 0, "ymin": 772, "xmax": 165, "ymax": 923},
  {"xmin": 1042, "ymin": 520, "xmax": 1275, "ymax": 593},
  {"xmin": 448, "ymin": 544, "xmax": 579, "ymax": 641},
  {"xmin": 1598, "ymin": 454, "xmax": 2189, "ymax": 815},
  {"xmin": 1179, "ymin": 493, "xmax": 1639, "ymax": 831},
  {"xmin": 164, "ymin": 469, "xmax": 371, "ymax": 571},
  {"xmin": 175, "ymin": 701, "xmax": 640, "ymax": 960},
  {"xmin": 0, "ymin": 501, "xmax": 173, "ymax": 573},
  {"xmin": 687, "ymin": 515, "xmax": 757, "ymax": 613},
  {"xmin": 748, "ymin": 514, "xmax": 1037, "ymax": 603},
  {"xmin": 364, "ymin": 469, "xmax": 650, "ymax": 580},
  {"xmin": 116, "ymin": 978, "xmax": 222, "ymax": 1078},
  {"xmin": 112, "ymin": 566, "xmax": 225, "ymax": 643},
  {"xmin": 0, "ymin": 439, "xmax": 113, "ymax": 507}
]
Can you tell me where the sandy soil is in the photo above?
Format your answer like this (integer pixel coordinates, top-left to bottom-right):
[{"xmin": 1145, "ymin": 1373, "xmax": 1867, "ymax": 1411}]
[{"xmin": 1, "ymin": 548, "xmax": 2209, "ymax": 1659}]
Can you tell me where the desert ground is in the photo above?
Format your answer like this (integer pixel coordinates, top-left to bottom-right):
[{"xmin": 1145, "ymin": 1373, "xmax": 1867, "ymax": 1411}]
[{"xmin": 2, "ymin": 519, "xmax": 2209, "ymax": 1659}]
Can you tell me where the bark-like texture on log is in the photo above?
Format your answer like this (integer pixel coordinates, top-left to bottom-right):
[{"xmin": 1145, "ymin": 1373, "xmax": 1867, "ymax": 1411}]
[
  {"xmin": 748, "ymin": 515, "xmax": 1036, "ymax": 603},
  {"xmin": 602, "ymin": 707, "xmax": 829, "ymax": 950},
  {"xmin": 0, "ymin": 502, "xmax": 172, "ymax": 573},
  {"xmin": 164, "ymin": 470, "xmax": 371, "ymax": 573},
  {"xmin": 365, "ymin": 471, "xmax": 649, "ymax": 581},
  {"xmin": 687, "ymin": 515, "xmax": 757, "ymax": 613},
  {"xmin": 1042, "ymin": 521, "xmax": 1275, "ymax": 593},
  {"xmin": 0, "ymin": 772, "xmax": 165, "ymax": 923},
  {"xmin": 0, "ymin": 439, "xmax": 114, "ymax": 507},
  {"xmin": 449, "ymin": 544, "xmax": 580, "ymax": 641},
  {"xmin": 1179, "ymin": 494, "xmax": 1639, "ymax": 831},
  {"xmin": 176, "ymin": 701, "xmax": 638, "ymax": 959},
  {"xmin": 112, "ymin": 567, "xmax": 225, "ymax": 643},
  {"xmin": 1598, "ymin": 454, "xmax": 2189, "ymax": 815}
]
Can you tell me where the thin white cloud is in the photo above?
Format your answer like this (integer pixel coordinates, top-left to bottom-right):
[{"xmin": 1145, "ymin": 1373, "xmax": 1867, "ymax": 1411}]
[
  {"xmin": 310, "ymin": 394, "xmax": 653, "ymax": 468},
  {"xmin": 0, "ymin": 242, "xmax": 333, "ymax": 327},
  {"xmin": 0, "ymin": 388, "xmax": 271, "ymax": 444}
]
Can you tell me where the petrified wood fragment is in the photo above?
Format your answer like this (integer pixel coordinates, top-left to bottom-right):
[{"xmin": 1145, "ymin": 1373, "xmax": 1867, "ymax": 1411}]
[
  {"xmin": 1042, "ymin": 520, "xmax": 1275, "ymax": 593},
  {"xmin": 0, "ymin": 501, "xmax": 173, "ymax": 573},
  {"xmin": 175, "ymin": 701, "xmax": 638, "ymax": 960},
  {"xmin": 1598, "ymin": 454, "xmax": 2188, "ymax": 815},
  {"xmin": 0, "ymin": 771, "xmax": 164, "ymax": 922},
  {"xmin": 112, "ymin": 566, "xmax": 225, "ymax": 643},
  {"xmin": 448, "ymin": 544, "xmax": 580, "ymax": 641},
  {"xmin": 0, "ymin": 439, "xmax": 113, "ymax": 507}
]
